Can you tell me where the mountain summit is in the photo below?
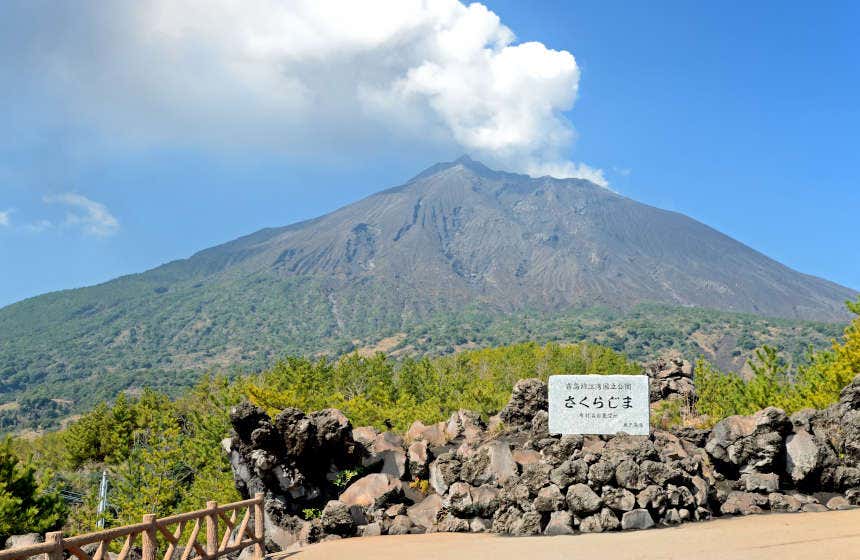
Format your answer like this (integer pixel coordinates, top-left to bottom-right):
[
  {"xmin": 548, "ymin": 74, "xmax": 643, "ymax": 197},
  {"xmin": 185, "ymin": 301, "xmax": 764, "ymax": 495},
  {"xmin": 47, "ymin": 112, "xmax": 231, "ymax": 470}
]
[
  {"xmin": 0, "ymin": 158, "xmax": 855, "ymax": 411},
  {"xmin": 159, "ymin": 156, "xmax": 854, "ymax": 320}
]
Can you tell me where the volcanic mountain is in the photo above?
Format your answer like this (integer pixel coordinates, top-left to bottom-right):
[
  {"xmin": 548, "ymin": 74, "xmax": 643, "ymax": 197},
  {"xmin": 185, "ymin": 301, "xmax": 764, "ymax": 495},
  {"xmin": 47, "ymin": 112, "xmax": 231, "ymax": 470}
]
[
  {"xmin": 0, "ymin": 156, "xmax": 855, "ymax": 412},
  {"xmin": 161, "ymin": 156, "xmax": 853, "ymax": 319}
]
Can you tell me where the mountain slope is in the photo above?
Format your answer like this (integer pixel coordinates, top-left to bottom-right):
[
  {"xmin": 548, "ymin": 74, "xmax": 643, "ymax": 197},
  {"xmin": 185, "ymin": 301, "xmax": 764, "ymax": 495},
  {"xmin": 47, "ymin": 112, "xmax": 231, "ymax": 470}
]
[
  {"xmin": 145, "ymin": 155, "xmax": 854, "ymax": 318},
  {"xmin": 0, "ymin": 157, "xmax": 856, "ymax": 426}
]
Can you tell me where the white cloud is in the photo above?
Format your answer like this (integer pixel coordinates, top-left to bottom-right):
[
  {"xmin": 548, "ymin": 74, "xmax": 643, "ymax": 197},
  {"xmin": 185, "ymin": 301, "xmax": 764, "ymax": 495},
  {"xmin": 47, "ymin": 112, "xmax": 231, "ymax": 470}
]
[
  {"xmin": 10, "ymin": 0, "xmax": 606, "ymax": 185},
  {"xmin": 0, "ymin": 209, "xmax": 10, "ymax": 227},
  {"xmin": 43, "ymin": 194, "xmax": 119, "ymax": 237}
]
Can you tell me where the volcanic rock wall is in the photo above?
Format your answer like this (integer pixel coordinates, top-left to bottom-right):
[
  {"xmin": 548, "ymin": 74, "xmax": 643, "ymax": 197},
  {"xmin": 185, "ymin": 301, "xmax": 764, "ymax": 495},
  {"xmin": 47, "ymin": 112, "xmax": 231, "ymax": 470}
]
[{"xmin": 225, "ymin": 367, "xmax": 860, "ymax": 550}]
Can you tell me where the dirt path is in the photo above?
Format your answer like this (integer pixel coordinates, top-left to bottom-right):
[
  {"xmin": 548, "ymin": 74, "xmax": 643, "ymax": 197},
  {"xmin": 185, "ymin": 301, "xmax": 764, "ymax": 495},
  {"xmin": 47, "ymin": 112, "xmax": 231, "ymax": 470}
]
[{"xmin": 285, "ymin": 509, "xmax": 860, "ymax": 560}]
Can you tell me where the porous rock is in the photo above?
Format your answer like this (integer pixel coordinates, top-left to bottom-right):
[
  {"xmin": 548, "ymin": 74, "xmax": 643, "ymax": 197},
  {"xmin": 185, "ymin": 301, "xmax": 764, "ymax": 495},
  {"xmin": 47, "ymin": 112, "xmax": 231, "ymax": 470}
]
[
  {"xmin": 320, "ymin": 500, "xmax": 355, "ymax": 536},
  {"xmin": 228, "ymin": 372, "xmax": 860, "ymax": 545},
  {"xmin": 566, "ymin": 483, "xmax": 602, "ymax": 514},
  {"xmin": 429, "ymin": 453, "xmax": 461, "ymax": 495},
  {"xmin": 533, "ymin": 484, "xmax": 565, "ymax": 512},
  {"xmin": 499, "ymin": 378, "xmax": 548, "ymax": 428}
]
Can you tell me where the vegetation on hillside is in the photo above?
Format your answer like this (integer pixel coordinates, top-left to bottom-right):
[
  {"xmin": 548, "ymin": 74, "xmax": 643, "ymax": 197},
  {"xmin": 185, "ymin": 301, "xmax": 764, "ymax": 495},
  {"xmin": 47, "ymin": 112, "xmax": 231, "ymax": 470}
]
[
  {"xmin": 695, "ymin": 298, "xmax": 860, "ymax": 421},
  {"xmin": 5, "ymin": 298, "xmax": 859, "ymax": 539},
  {"xmin": 0, "ymin": 291, "xmax": 844, "ymax": 431}
]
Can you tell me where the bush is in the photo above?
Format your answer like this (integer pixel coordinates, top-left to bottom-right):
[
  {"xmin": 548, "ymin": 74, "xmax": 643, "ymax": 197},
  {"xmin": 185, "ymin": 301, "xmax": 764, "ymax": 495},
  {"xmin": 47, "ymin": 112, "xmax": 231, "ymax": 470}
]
[{"xmin": 0, "ymin": 439, "xmax": 67, "ymax": 542}]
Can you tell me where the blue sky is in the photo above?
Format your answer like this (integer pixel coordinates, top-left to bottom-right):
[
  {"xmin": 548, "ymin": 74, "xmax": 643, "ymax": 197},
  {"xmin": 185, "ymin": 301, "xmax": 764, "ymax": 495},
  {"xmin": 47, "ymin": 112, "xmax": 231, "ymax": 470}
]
[{"xmin": 0, "ymin": 0, "xmax": 858, "ymax": 308}]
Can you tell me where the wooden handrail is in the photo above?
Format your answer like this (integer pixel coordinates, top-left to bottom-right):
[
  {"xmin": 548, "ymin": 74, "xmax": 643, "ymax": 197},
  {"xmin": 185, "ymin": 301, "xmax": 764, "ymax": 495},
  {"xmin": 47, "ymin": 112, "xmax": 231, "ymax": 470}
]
[{"xmin": 0, "ymin": 494, "xmax": 266, "ymax": 560}]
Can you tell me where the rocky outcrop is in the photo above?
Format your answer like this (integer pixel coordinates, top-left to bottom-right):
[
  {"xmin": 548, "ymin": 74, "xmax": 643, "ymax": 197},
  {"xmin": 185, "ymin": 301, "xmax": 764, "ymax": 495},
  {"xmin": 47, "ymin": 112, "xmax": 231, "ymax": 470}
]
[
  {"xmin": 227, "ymin": 374, "xmax": 860, "ymax": 550},
  {"xmin": 646, "ymin": 351, "xmax": 696, "ymax": 405}
]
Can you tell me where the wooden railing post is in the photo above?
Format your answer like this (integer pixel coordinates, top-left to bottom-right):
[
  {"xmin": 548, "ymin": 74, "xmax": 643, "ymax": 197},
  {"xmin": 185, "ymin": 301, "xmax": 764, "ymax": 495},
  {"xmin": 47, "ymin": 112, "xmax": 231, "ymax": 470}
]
[
  {"xmin": 253, "ymin": 493, "xmax": 265, "ymax": 560},
  {"xmin": 44, "ymin": 531, "xmax": 63, "ymax": 560},
  {"xmin": 142, "ymin": 514, "xmax": 157, "ymax": 560},
  {"xmin": 205, "ymin": 501, "xmax": 218, "ymax": 559}
]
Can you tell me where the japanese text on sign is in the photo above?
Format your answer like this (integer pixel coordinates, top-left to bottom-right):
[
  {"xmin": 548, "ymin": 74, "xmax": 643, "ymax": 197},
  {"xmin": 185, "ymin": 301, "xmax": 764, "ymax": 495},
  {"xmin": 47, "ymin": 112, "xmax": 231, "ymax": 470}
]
[{"xmin": 548, "ymin": 375, "xmax": 650, "ymax": 435}]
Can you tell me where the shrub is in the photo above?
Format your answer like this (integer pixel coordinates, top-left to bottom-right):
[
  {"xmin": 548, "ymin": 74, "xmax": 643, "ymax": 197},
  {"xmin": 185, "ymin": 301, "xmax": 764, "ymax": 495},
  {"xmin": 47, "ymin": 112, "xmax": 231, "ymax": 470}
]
[{"xmin": 0, "ymin": 439, "xmax": 67, "ymax": 542}]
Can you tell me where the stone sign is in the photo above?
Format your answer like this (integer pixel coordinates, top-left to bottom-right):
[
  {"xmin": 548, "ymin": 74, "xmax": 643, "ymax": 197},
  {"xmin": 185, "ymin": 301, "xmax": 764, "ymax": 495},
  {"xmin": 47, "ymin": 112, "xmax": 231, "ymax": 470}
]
[{"xmin": 548, "ymin": 374, "xmax": 650, "ymax": 436}]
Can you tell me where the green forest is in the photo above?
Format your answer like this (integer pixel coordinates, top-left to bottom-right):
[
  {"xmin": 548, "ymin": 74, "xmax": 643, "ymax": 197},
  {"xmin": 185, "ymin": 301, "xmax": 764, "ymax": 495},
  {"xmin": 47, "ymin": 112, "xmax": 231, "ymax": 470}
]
[
  {"xmin": 0, "ymin": 295, "xmax": 844, "ymax": 432},
  {"xmin": 3, "ymin": 297, "xmax": 859, "ymax": 541}
]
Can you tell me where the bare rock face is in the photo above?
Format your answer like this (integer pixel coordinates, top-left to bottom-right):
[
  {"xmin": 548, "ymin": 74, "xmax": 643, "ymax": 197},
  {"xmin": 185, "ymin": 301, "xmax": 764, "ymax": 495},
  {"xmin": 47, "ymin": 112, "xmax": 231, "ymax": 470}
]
[
  {"xmin": 429, "ymin": 453, "xmax": 461, "ymax": 495},
  {"xmin": 446, "ymin": 410, "xmax": 486, "ymax": 441},
  {"xmin": 371, "ymin": 431, "xmax": 404, "ymax": 454},
  {"xmin": 808, "ymin": 377, "xmax": 860, "ymax": 488},
  {"xmin": 227, "ymin": 372, "xmax": 860, "ymax": 548},
  {"xmin": 533, "ymin": 484, "xmax": 565, "ymax": 512},
  {"xmin": 579, "ymin": 508, "xmax": 620, "ymax": 533},
  {"xmin": 767, "ymin": 492, "xmax": 802, "ymax": 512},
  {"xmin": 602, "ymin": 487, "xmax": 636, "ymax": 512},
  {"xmin": 826, "ymin": 496, "xmax": 853, "ymax": 510},
  {"xmin": 230, "ymin": 402, "xmax": 273, "ymax": 444},
  {"xmin": 459, "ymin": 441, "xmax": 517, "ymax": 486},
  {"xmin": 378, "ymin": 449, "xmax": 408, "ymax": 480},
  {"xmin": 741, "ymin": 472, "xmax": 780, "ymax": 493},
  {"xmin": 351, "ymin": 426, "xmax": 379, "ymax": 446},
  {"xmin": 387, "ymin": 515, "xmax": 414, "ymax": 535}
]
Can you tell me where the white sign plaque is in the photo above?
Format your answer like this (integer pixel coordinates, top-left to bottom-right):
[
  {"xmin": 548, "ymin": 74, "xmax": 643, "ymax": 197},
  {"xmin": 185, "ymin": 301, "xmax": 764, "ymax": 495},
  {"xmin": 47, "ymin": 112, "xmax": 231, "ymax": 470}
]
[{"xmin": 548, "ymin": 375, "xmax": 650, "ymax": 436}]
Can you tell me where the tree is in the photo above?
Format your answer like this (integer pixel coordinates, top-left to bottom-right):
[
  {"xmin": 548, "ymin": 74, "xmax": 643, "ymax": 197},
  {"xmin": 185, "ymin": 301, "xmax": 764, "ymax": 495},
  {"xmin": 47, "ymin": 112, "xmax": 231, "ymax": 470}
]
[
  {"xmin": 0, "ymin": 439, "xmax": 67, "ymax": 542},
  {"xmin": 105, "ymin": 393, "xmax": 138, "ymax": 463},
  {"xmin": 793, "ymin": 297, "xmax": 860, "ymax": 408},
  {"xmin": 63, "ymin": 402, "xmax": 110, "ymax": 468},
  {"xmin": 111, "ymin": 419, "xmax": 188, "ymax": 524}
]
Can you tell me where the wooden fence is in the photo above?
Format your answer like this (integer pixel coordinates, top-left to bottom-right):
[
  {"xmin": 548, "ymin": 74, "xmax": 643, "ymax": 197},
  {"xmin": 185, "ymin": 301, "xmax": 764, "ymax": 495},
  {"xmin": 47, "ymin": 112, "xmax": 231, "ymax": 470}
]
[{"xmin": 0, "ymin": 494, "xmax": 265, "ymax": 560}]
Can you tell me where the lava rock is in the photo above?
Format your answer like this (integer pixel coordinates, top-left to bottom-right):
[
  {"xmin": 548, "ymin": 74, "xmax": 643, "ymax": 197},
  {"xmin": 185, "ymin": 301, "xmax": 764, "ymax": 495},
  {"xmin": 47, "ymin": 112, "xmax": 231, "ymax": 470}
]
[
  {"xmin": 566, "ymin": 483, "xmax": 602, "ymax": 514},
  {"xmin": 407, "ymin": 494, "xmax": 443, "ymax": 531},
  {"xmin": 320, "ymin": 500, "xmax": 355, "ymax": 536},
  {"xmin": 543, "ymin": 510, "xmax": 575, "ymax": 535},
  {"xmin": 499, "ymin": 379, "xmax": 548, "ymax": 428},
  {"xmin": 339, "ymin": 473, "xmax": 402, "ymax": 508},
  {"xmin": 705, "ymin": 407, "xmax": 790, "ymax": 473},
  {"xmin": 621, "ymin": 509, "xmax": 655, "ymax": 530}
]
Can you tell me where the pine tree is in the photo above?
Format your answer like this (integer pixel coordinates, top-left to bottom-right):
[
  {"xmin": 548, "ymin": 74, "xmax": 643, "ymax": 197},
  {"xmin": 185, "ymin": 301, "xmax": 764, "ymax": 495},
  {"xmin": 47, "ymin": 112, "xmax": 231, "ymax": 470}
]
[{"xmin": 0, "ymin": 439, "xmax": 67, "ymax": 542}]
